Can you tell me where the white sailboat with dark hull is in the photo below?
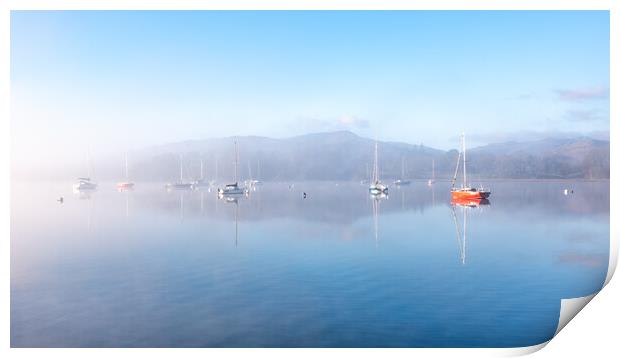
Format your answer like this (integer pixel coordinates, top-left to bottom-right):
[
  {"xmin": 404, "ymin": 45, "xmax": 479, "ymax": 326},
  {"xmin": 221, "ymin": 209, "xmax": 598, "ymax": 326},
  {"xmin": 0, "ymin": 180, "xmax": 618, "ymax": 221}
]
[
  {"xmin": 191, "ymin": 157, "xmax": 210, "ymax": 189},
  {"xmin": 218, "ymin": 138, "xmax": 247, "ymax": 197},
  {"xmin": 369, "ymin": 141, "xmax": 388, "ymax": 195},
  {"xmin": 73, "ymin": 151, "xmax": 97, "ymax": 192},
  {"xmin": 394, "ymin": 157, "xmax": 411, "ymax": 186}
]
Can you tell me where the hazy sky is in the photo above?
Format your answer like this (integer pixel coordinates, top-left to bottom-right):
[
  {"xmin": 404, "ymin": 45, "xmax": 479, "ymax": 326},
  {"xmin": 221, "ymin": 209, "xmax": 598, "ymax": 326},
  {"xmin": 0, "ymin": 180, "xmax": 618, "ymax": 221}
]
[{"xmin": 11, "ymin": 10, "xmax": 609, "ymax": 166}]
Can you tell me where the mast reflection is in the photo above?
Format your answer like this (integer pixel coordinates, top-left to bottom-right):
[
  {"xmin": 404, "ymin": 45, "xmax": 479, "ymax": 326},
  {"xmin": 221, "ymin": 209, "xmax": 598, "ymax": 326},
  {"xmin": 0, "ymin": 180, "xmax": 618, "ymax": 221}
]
[
  {"xmin": 219, "ymin": 194, "xmax": 240, "ymax": 247},
  {"xmin": 450, "ymin": 197, "xmax": 489, "ymax": 264},
  {"xmin": 370, "ymin": 192, "xmax": 387, "ymax": 247}
]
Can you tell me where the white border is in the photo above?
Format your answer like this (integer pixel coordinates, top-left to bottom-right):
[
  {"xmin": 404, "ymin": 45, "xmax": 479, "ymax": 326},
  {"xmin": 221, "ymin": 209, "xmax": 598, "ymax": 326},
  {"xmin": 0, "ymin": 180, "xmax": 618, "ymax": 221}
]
[{"xmin": 2, "ymin": 1, "xmax": 617, "ymax": 357}]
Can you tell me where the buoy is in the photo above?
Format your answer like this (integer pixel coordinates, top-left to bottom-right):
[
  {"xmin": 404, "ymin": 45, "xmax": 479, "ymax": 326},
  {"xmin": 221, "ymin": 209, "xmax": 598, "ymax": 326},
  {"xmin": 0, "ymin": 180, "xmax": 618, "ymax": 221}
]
[
  {"xmin": 563, "ymin": 189, "xmax": 569, "ymax": 195},
  {"xmin": 303, "ymin": 192, "xmax": 307, "ymax": 199},
  {"xmin": 58, "ymin": 197, "xmax": 64, "ymax": 203}
]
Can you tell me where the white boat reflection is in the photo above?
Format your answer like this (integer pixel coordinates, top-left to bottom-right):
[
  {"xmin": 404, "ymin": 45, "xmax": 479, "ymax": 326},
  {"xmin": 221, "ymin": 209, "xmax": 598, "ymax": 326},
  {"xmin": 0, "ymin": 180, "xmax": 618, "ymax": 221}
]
[
  {"xmin": 371, "ymin": 191, "xmax": 387, "ymax": 247},
  {"xmin": 73, "ymin": 183, "xmax": 97, "ymax": 199},
  {"xmin": 219, "ymin": 195, "xmax": 240, "ymax": 247}
]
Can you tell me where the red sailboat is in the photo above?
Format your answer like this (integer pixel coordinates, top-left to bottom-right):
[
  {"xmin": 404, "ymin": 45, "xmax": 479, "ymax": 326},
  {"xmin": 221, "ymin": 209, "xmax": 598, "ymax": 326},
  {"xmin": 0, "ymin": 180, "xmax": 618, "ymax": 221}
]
[{"xmin": 450, "ymin": 133, "xmax": 490, "ymax": 200}]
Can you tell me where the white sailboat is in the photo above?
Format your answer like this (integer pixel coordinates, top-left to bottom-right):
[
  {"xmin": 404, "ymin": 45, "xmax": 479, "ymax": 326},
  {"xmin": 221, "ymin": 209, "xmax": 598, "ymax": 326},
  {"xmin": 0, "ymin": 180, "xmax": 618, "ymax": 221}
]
[
  {"xmin": 248, "ymin": 160, "xmax": 262, "ymax": 186},
  {"xmin": 166, "ymin": 154, "xmax": 193, "ymax": 190},
  {"xmin": 244, "ymin": 161, "xmax": 260, "ymax": 189},
  {"xmin": 117, "ymin": 152, "xmax": 135, "ymax": 191},
  {"xmin": 369, "ymin": 141, "xmax": 388, "ymax": 195},
  {"xmin": 209, "ymin": 157, "xmax": 218, "ymax": 186},
  {"xmin": 427, "ymin": 159, "xmax": 435, "ymax": 186},
  {"xmin": 191, "ymin": 156, "xmax": 209, "ymax": 188},
  {"xmin": 73, "ymin": 150, "xmax": 98, "ymax": 192},
  {"xmin": 394, "ymin": 157, "xmax": 411, "ymax": 186},
  {"xmin": 218, "ymin": 138, "xmax": 247, "ymax": 197}
]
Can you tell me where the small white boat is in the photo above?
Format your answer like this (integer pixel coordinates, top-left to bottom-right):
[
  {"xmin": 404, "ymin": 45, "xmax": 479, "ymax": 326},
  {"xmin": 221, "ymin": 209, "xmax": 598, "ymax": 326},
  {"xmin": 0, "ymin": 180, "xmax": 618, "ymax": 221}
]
[
  {"xmin": 427, "ymin": 159, "xmax": 436, "ymax": 186},
  {"xmin": 369, "ymin": 141, "xmax": 388, "ymax": 194},
  {"xmin": 394, "ymin": 157, "xmax": 411, "ymax": 186},
  {"xmin": 167, "ymin": 183, "xmax": 193, "ymax": 190},
  {"xmin": 166, "ymin": 154, "xmax": 193, "ymax": 190},
  {"xmin": 191, "ymin": 158, "xmax": 210, "ymax": 189},
  {"xmin": 218, "ymin": 138, "xmax": 247, "ymax": 197},
  {"xmin": 218, "ymin": 182, "xmax": 247, "ymax": 196},
  {"xmin": 73, "ymin": 177, "xmax": 98, "ymax": 192},
  {"xmin": 74, "ymin": 150, "xmax": 97, "ymax": 192}
]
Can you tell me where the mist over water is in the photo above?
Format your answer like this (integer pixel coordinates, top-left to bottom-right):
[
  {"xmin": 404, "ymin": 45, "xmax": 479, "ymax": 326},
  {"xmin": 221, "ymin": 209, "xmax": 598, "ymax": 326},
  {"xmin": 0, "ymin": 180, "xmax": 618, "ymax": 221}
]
[{"xmin": 11, "ymin": 180, "xmax": 609, "ymax": 347}]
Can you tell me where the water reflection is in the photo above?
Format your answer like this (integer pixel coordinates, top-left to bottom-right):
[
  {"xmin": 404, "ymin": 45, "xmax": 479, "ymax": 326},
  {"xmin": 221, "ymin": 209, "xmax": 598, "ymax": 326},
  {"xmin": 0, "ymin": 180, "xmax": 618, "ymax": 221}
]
[
  {"xmin": 72, "ymin": 187, "xmax": 96, "ymax": 200},
  {"xmin": 370, "ymin": 192, "xmax": 387, "ymax": 247},
  {"xmin": 122, "ymin": 181, "xmax": 608, "ymax": 225},
  {"xmin": 10, "ymin": 180, "xmax": 610, "ymax": 348}
]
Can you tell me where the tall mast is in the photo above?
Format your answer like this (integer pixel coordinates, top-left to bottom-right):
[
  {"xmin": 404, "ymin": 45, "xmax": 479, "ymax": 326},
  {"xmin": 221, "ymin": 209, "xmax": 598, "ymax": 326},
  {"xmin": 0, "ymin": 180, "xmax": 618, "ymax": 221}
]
[
  {"xmin": 462, "ymin": 133, "xmax": 467, "ymax": 188},
  {"xmin": 373, "ymin": 141, "xmax": 379, "ymax": 183},
  {"xmin": 401, "ymin": 157, "xmax": 405, "ymax": 179},
  {"xmin": 215, "ymin": 157, "xmax": 218, "ymax": 181},
  {"xmin": 125, "ymin": 152, "xmax": 129, "ymax": 180},
  {"xmin": 200, "ymin": 157, "xmax": 204, "ymax": 180},
  {"xmin": 234, "ymin": 138, "xmax": 238, "ymax": 183},
  {"xmin": 87, "ymin": 148, "xmax": 92, "ymax": 179},
  {"xmin": 451, "ymin": 146, "xmax": 461, "ymax": 189},
  {"xmin": 179, "ymin": 154, "xmax": 183, "ymax": 182},
  {"xmin": 432, "ymin": 159, "xmax": 435, "ymax": 180}
]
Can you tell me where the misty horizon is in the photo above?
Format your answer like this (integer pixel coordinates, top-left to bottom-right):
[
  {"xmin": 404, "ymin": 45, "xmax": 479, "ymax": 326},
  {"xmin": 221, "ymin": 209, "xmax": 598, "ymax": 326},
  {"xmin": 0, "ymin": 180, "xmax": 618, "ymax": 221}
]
[{"xmin": 11, "ymin": 129, "xmax": 610, "ymax": 181}]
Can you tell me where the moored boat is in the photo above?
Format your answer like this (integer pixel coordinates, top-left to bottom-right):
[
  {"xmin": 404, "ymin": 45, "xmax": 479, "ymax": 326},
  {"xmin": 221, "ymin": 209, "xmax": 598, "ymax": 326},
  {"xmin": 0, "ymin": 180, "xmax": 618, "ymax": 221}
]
[
  {"xmin": 73, "ymin": 177, "xmax": 98, "ymax": 192},
  {"xmin": 166, "ymin": 154, "xmax": 193, "ymax": 190},
  {"xmin": 117, "ymin": 152, "xmax": 135, "ymax": 191},
  {"xmin": 217, "ymin": 138, "xmax": 248, "ymax": 197},
  {"xmin": 427, "ymin": 159, "xmax": 436, "ymax": 186},
  {"xmin": 450, "ymin": 133, "xmax": 490, "ymax": 200},
  {"xmin": 369, "ymin": 141, "xmax": 388, "ymax": 194},
  {"xmin": 393, "ymin": 157, "xmax": 411, "ymax": 186}
]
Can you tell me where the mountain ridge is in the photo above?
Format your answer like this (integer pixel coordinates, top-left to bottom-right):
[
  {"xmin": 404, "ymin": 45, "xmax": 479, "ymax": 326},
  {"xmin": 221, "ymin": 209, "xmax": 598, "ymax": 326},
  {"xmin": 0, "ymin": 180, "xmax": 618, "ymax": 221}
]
[{"xmin": 123, "ymin": 131, "xmax": 608, "ymax": 181}]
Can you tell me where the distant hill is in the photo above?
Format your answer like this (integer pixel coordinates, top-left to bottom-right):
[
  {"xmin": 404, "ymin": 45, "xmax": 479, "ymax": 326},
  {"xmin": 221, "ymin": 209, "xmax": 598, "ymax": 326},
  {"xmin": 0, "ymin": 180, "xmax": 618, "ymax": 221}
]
[
  {"xmin": 469, "ymin": 137, "xmax": 610, "ymax": 179},
  {"xmin": 110, "ymin": 131, "xmax": 608, "ymax": 182}
]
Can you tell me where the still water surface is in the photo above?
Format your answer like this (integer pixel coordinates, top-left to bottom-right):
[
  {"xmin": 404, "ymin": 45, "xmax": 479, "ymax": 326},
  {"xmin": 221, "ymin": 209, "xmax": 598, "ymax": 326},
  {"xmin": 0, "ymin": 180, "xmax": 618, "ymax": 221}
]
[{"xmin": 11, "ymin": 181, "xmax": 609, "ymax": 347}]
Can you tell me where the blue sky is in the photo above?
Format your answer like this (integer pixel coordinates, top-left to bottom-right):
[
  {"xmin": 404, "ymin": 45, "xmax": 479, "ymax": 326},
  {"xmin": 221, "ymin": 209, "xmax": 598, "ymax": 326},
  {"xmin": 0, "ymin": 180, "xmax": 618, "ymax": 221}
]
[{"xmin": 11, "ymin": 10, "xmax": 609, "ymax": 164}]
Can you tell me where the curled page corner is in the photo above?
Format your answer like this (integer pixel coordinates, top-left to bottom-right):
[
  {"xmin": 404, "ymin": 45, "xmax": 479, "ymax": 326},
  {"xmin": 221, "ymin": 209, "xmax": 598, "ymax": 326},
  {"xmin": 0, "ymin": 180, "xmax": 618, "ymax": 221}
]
[
  {"xmin": 503, "ymin": 293, "xmax": 598, "ymax": 357},
  {"xmin": 604, "ymin": 231, "xmax": 618, "ymax": 286},
  {"xmin": 554, "ymin": 293, "xmax": 597, "ymax": 337},
  {"xmin": 502, "ymin": 341, "xmax": 550, "ymax": 356}
]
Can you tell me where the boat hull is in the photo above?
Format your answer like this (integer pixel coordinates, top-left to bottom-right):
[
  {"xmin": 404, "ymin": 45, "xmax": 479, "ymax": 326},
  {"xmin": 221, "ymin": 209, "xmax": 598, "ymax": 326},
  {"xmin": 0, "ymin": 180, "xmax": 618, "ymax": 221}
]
[
  {"xmin": 73, "ymin": 183, "xmax": 98, "ymax": 191},
  {"xmin": 450, "ymin": 189, "xmax": 491, "ymax": 200},
  {"xmin": 117, "ymin": 182, "xmax": 134, "ymax": 190},
  {"xmin": 369, "ymin": 187, "xmax": 388, "ymax": 194},
  {"xmin": 369, "ymin": 182, "xmax": 388, "ymax": 194},
  {"xmin": 218, "ymin": 189, "xmax": 245, "ymax": 195},
  {"xmin": 166, "ymin": 183, "xmax": 193, "ymax": 190}
]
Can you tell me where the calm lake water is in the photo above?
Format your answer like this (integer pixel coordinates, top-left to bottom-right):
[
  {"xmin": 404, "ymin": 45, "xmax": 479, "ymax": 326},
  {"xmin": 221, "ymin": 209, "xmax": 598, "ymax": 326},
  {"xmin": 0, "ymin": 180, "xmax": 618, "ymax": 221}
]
[{"xmin": 11, "ymin": 180, "xmax": 609, "ymax": 347}]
